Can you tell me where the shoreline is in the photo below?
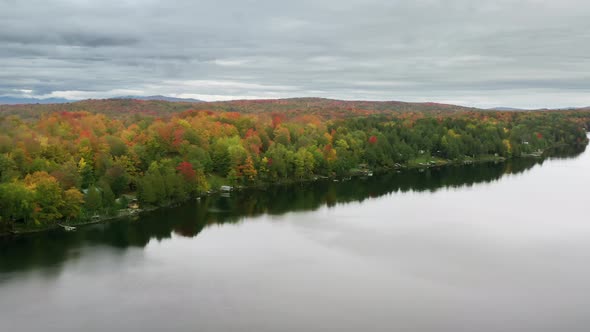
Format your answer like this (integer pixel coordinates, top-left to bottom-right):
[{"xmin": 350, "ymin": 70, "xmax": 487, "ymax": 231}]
[{"xmin": 1, "ymin": 144, "xmax": 584, "ymax": 238}]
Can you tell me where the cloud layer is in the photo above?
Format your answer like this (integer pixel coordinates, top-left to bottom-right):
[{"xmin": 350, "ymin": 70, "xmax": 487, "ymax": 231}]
[{"xmin": 1, "ymin": 0, "xmax": 590, "ymax": 108}]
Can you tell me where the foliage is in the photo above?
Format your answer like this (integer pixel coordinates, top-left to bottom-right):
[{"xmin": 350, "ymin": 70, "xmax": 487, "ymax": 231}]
[{"xmin": 0, "ymin": 99, "xmax": 589, "ymax": 229}]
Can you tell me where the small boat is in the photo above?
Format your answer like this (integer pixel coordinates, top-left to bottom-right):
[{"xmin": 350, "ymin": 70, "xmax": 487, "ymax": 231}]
[{"xmin": 58, "ymin": 224, "xmax": 77, "ymax": 232}]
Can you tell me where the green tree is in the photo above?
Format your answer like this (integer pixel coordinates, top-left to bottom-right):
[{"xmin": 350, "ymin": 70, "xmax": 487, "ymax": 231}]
[
  {"xmin": 85, "ymin": 185, "xmax": 103, "ymax": 215},
  {"xmin": 0, "ymin": 182, "xmax": 34, "ymax": 228},
  {"xmin": 98, "ymin": 180, "xmax": 116, "ymax": 212}
]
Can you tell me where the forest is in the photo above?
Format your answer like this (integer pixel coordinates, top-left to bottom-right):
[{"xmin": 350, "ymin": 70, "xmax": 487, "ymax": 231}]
[{"xmin": 1, "ymin": 98, "xmax": 589, "ymax": 232}]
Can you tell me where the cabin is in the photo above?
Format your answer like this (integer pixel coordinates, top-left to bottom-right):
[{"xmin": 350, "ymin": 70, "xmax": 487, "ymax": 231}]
[
  {"xmin": 120, "ymin": 194, "xmax": 140, "ymax": 209},
  {"xmin": 220, "ymin": 185, "xmax": 233, "ymax": 192}
]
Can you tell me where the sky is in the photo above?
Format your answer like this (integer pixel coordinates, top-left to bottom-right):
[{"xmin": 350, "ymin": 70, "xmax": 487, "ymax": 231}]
[{"xmin": 1, "ymin": 0, "xmax": 589, "ymax": 109}]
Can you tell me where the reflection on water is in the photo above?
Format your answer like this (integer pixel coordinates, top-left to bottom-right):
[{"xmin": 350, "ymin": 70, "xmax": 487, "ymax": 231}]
[{"xmin": 1, "ymin": 146, "xmax": 583, "ymax": 276}]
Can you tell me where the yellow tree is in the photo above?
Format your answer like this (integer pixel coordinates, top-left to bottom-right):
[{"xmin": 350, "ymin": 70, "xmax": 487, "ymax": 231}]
[
  {"xmin": 24, "ymin": 172, "xmax": 64, "ymax": 225},
  {"xmin": 240, "ymin": 156, "xmax": 257, "ymax": 182},
  {"xmin": 62, "ymin": 188, "xmax": 84, "ymax": 222}
]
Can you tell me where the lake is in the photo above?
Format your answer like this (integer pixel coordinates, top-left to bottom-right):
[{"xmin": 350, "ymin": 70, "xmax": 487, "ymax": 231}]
[{"xmin": 1, "ymin": 139, "xmax": 590, "ymax": 332}]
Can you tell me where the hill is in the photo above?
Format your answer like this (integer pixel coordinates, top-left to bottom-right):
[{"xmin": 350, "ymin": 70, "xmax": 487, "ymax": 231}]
[
  {"xmin": 0, "ymin": 96, "xmax": 70, "ymax": 105},
  {"xmin": 113, "ymin": 95, "xmax": 204, "ymax": 103},
  {"xmin": 0, "ymin": 95, "xmax": 204, "ymax": 105},
  {"xmin": 0, "ymin": 97, "xmax": 479, "ymax": 120}
]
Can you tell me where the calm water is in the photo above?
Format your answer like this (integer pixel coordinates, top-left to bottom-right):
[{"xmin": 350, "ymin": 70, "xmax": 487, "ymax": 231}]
[{"xmin": 1, "ymin": 142, "xmax": 590, "ymax": 332}]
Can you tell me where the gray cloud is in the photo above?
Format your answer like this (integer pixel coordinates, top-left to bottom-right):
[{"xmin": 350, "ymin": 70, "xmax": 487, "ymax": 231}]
[{"xmin": 1, "ymin": 0, "xmax": 590, "ymax": 108}]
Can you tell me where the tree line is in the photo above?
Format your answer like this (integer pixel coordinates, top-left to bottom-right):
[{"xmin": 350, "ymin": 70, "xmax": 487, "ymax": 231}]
[{"xmin": 0, "ymin": 106, "xmax": 588, "ymax": 231}]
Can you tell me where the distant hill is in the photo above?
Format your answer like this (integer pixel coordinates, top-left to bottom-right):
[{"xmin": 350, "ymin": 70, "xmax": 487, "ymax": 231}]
[
  {"xmin": 114, "ymin": 95, "xmax": 204, "ymax": 103},
  {"xmin": 553, "ymin": 107, "xmax": 586, "ymax": 111},
  {"xmin": 0, "ymin": 95, "xmax": 203, "ymax": 105},
  {"xmin": 0, "ymin": 97, "xmax": 482, "ymax": 120},
  {"xmin": 0, "ymin": 96, "xmax": 71, "ymax": 105},
  {"xmin": 489, "ymin": 107, "xmax": 527, "ymax": 111},
  {"xmin": 3, "ymin": 97, "xmax": 590, "ymax": 121},
  {"xmin": 490, "ymin": 106, "xmax": 590, "ymax": 111}
]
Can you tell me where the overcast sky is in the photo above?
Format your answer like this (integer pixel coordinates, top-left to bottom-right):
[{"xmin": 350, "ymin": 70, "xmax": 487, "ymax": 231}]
[{"xmin": 1, "ymin": 0, "xmax": 589, "ymax": 108}]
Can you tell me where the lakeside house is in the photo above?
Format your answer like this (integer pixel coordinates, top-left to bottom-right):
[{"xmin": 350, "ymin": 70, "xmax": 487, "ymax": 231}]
[
  {"xmin": 121, "ymin": 194, "xmax": 140, "ymax": 209},
  {"xmin": 128, "ymin": 199, "xmax": 140, "ymax": 210}
]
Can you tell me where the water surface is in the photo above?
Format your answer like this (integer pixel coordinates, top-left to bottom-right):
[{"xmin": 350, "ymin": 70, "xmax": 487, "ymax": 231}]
[{"xmin": 1, "ymin": 142, "xmax": 589, "ymax": 332}]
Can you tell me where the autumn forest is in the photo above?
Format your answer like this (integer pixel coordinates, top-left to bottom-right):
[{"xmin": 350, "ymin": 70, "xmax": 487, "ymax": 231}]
[{"xmin": 1, "ymin": 98, "xmax": 589, "ymax": 233}]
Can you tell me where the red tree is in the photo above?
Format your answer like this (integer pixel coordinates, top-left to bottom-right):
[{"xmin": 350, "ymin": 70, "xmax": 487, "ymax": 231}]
[{"xmin": 176, "ymin": 161, "xmax": 196, "ymax": 182}]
